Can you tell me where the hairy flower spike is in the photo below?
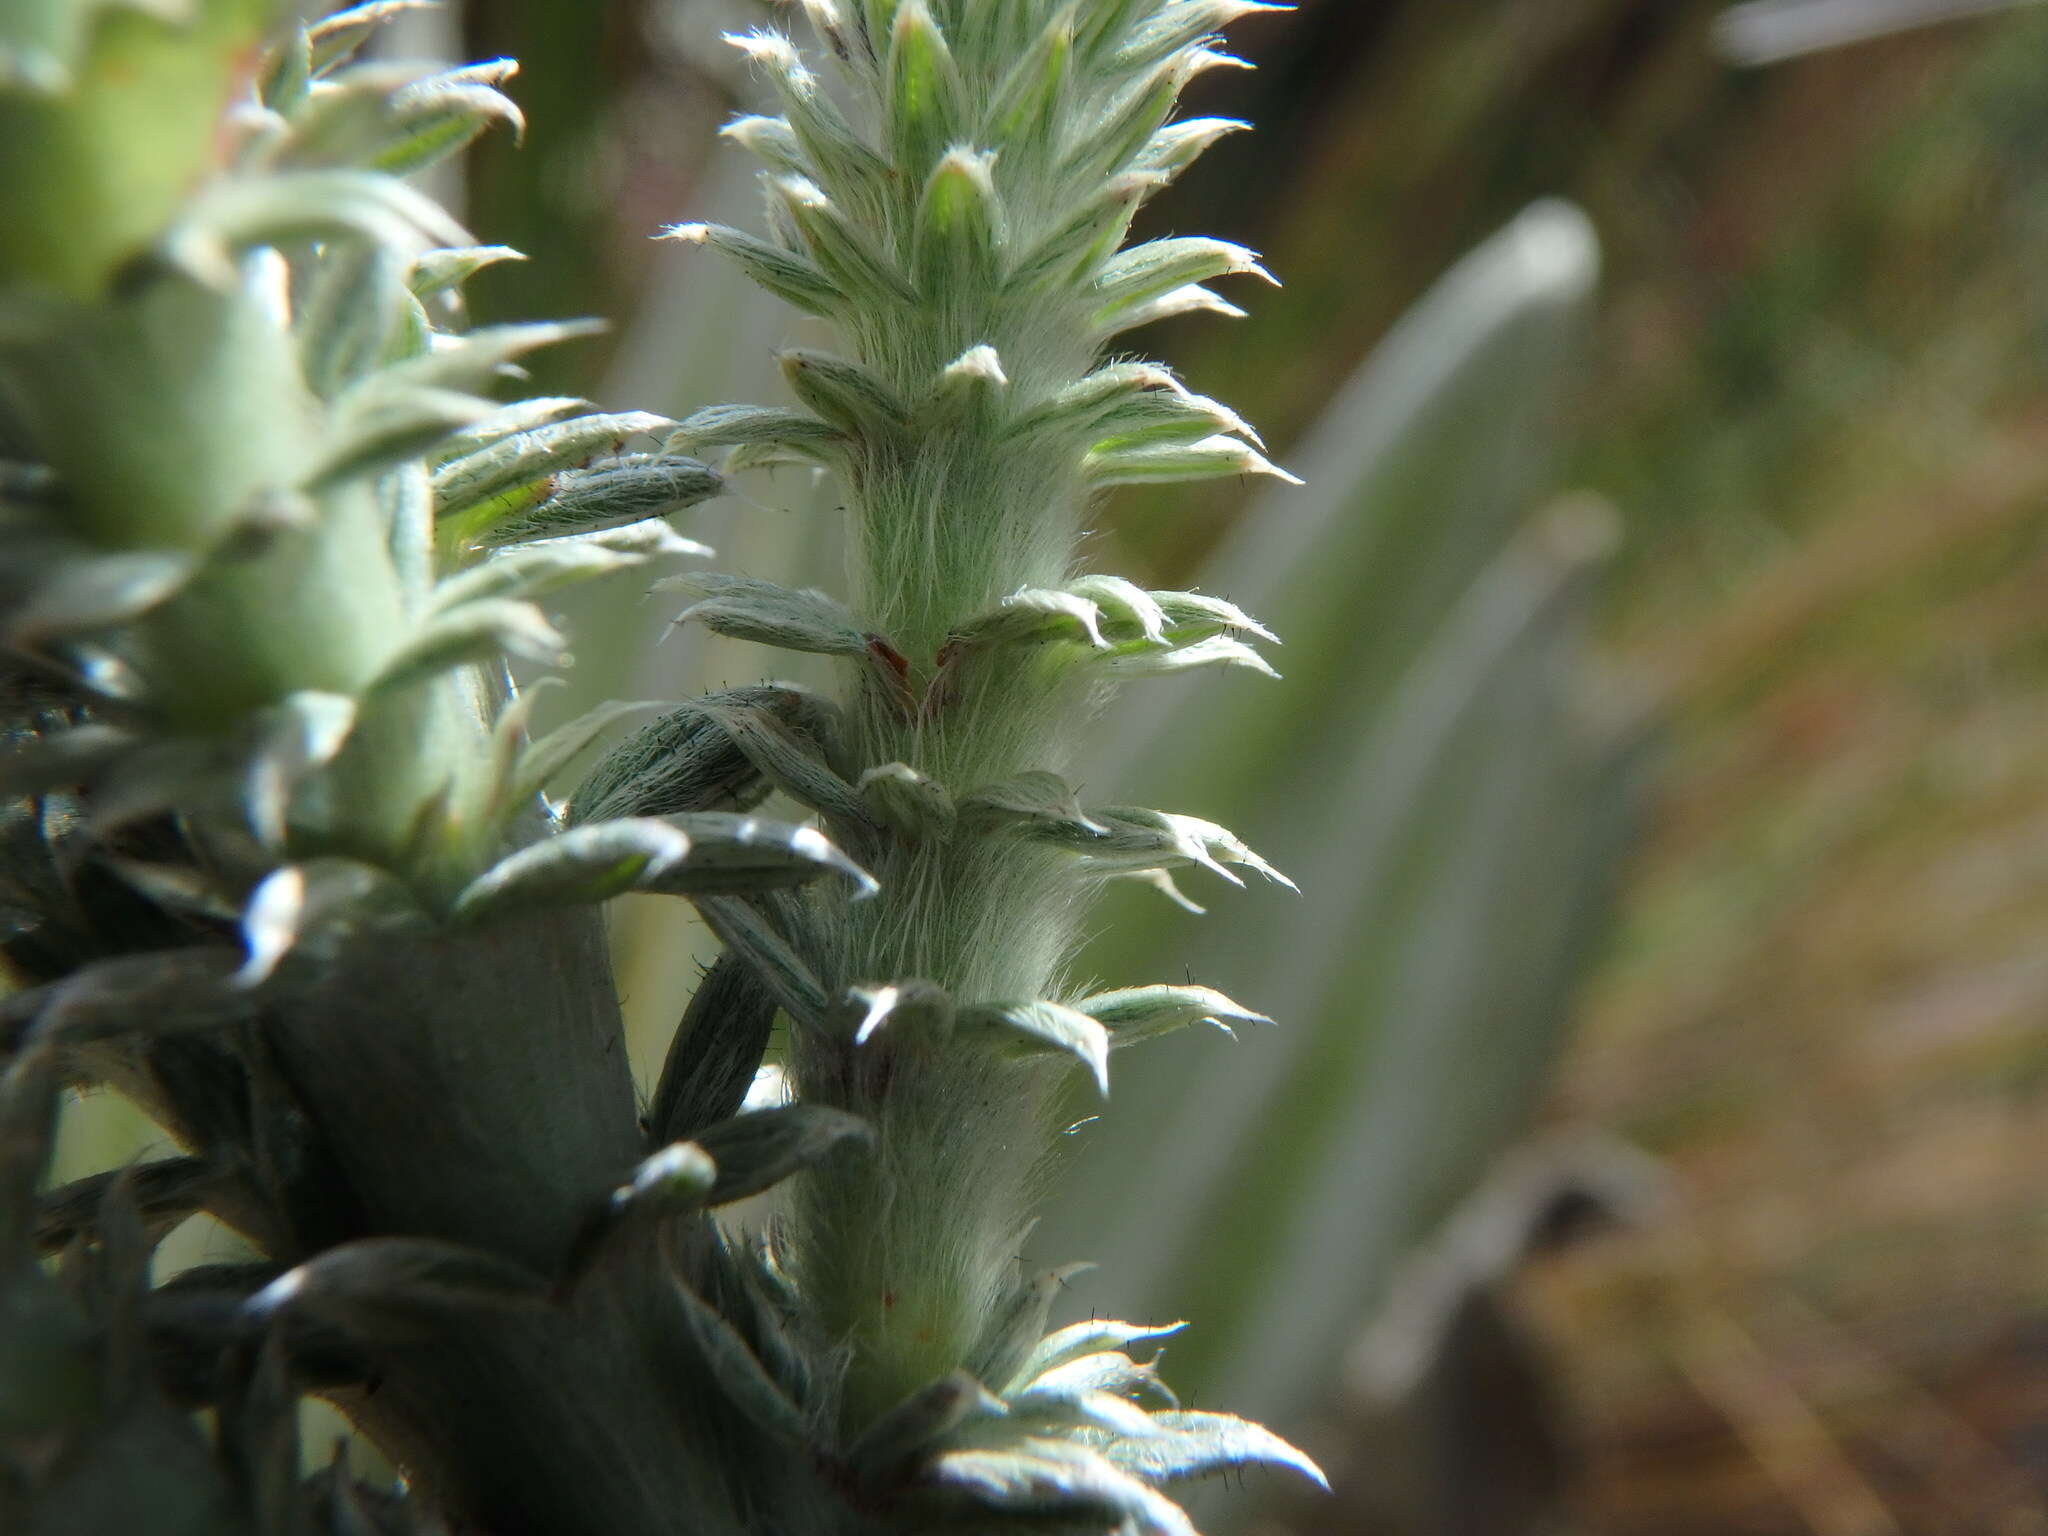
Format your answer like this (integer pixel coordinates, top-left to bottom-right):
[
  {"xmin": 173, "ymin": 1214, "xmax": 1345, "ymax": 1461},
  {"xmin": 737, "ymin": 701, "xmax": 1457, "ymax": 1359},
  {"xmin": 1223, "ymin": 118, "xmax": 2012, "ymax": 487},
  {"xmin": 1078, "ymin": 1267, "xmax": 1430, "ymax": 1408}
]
[{"xmin": 675, "ymin": 0, "xmax": 1315, "ymax": 1520}]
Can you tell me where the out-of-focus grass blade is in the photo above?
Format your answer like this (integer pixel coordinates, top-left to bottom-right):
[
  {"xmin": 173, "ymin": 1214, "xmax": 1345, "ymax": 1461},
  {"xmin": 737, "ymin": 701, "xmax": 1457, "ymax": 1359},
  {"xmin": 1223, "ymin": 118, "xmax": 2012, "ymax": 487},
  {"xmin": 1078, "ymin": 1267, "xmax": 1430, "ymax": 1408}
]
[
  {"xmin": 1195, "ymin": 508, "xmax": 1651, "ymax": 1428},
  {"xmin": 1714, "ymin": 0, "xmax": 2041, "ymax": 65},
  {"xmin": 1090, "ymin": 199, "xmax": 1601, "ymax": 801},
  {"xmin": 1035, "ymin": 201, "xmax": 1646, "ymax": 1435}
]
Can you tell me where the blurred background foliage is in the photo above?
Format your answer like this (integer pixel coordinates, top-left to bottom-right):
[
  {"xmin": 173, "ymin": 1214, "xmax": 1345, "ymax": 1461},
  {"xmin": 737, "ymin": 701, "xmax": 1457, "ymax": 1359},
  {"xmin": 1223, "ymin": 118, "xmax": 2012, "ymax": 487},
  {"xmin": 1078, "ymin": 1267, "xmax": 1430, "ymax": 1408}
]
[{"xmin": 45, "ymin": 0, "xmax": 2048, "ymax": 1529}]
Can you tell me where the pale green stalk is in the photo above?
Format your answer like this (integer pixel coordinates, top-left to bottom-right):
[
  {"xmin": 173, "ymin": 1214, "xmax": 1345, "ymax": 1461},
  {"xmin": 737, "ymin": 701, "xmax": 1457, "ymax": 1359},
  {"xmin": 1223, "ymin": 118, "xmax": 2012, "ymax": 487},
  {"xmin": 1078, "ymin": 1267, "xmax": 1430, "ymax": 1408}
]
[{"xmin": 663, "ymin": 0, "xmax": 1303, "ymax": 1428}]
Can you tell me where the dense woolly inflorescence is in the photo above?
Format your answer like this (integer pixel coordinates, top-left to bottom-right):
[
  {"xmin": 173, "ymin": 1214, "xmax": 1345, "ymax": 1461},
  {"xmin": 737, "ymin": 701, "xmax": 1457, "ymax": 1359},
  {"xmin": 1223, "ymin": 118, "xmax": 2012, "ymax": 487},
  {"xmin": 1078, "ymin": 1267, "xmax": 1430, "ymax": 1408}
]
[
  {"xmin": 0, "ymin": 2, "xmax": 1323, "ymax": 1532},
  {"xmin": 653, "ymin": 0, "xmax": 1323, "ymax": 1508}
]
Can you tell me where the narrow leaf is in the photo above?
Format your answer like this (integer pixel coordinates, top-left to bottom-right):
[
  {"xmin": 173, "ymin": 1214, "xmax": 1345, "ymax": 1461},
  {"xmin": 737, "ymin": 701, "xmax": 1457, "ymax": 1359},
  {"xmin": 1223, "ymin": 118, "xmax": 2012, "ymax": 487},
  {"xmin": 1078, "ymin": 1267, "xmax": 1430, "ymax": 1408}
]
[
  {"xmin": 407, "ymin": 243, "xmax": 524, "ymax": 298},
  {"xmin": 693, "ymin": 1103, "xmax": 873, "ymax": 1206},
  {"xmin": 1150, "ymin": 588, "xmax": 1278, "ymax": 643},
  {"xmin": 1098, "ymin": 1409, "xmax": 1328, "ymax": 1491},
  {"xmin": 1132, "ymin": 116, "xmax": 1249, "ymax": 182},
  {"xmin": 773, "ymin": 177, "xmax": 919, "ymax": 307},
  {"xmin": 849, "ymin": 1371, "xmax": 1007, "ymax": 1491},
  {"xmin": 1083, "ymin": 434, "xmax": 1299, "ymax": 488},
  {"xmin": 847, "ymin": 979, "xmax": 955, "ymax": 1046},
  {"xmin": 6, "ymin": 549, "xmax": 196, "ymax": 645},
  {"xmin": 932, "ymin": 344, "xmax": 1010, "ymax": 429},
  {"xmin": 1018, "ymin": 1319, "xmax": 1188, "ymax": 1389},
  {"xmin": 684, "ymin": 698, "xmax": 874, "ymax": 829},
  {"xmin": 430, "ymin": 395, "xmax": 587, "ymax": 461},
  {"xmin": 614, "ymin": 1140, "xmax": 720, "ymax": 1215},
  {"xmin": 649, "ymin": 953, "xmax": 780, "ymax": 1143},
  {"xmin": 924, "ymin": 1442, "xmax": 1197, "ymax": 1536},
  {"xmin": 1113, "ymin": 1, "xmax": 1286, "ymax": 75},
  {"xmin": 1102, "ymin": 633, "xmax": 1280, "ymax": 681},
  {"xmin": 306, "ymin": 381, "xmax": 496, "ymax": 489},
  {"xmin": 33, "ymin": 1157, "xmax": 223, "ymax": 1256},
  {"xmin": 0, "ymin": 949, "xmax": 248, "ymax": 1055},
  {"xmin": 1005, "ymin": 172, "xmax": 1154, "ymax": 292},
  {"xmin": 696, "ymin": 894, "xmax": 833, "ymax": 1026},
  {"xmin": 467, "ymin": 454, "xmax": 723, "ymax": 548},
  {"xmin": 858, "ymin": 762, "xmax": 956, "ymax": 839},
  {"xmin": 1092, "ymin": 236, "xmax": 1275, "ymax": 321},
  {"xmin": 717, "ymin": 113, "xmax": 809, "ymax": 178},
  {"xmin": 570, "ymin": 687, "xmax": 841, "ymax": 824},
  {"xmin": 1066, "ymin": 575, "xmax": 1168, "ymax": 644},
  {"xmin": 496, "ymin": 698, "xmax": 659, "ymax": 815},
  {"xmin": 296, "ymin": 239, "xmax": 405, "ymax": 399},
  {"xmin": 778, "ymin": 348, "xmax": 910, "ymax": 439},
  {"xmin": 368, "ymin": 599, "xmax": 565, "ymax": 692},
  {"xmin": 308, "ymin": 1, "xmax": 437, "ymax": 74},
  {"xmin": 978, "ymin": 6, "xmax": 1071, "ymax": 158},
  {"xmin": 0, "ymin": 1043, "xmax": 61, "ymax": 1244},
  {"xmin": 672, "ymin": 573, "xmax": 869, "ymax": 657},
  {"xmin": 1024, "ymin": 1349, "xmax": 1178, "ymax": 1407},
  {"xmin": 1056, "ymin": 807, "xmax": 1296, "ymax": 891},
  {"xmin": 165, "ymin": 170, "xmax": 470, "ymax": 283},
  {"xmin": 974, "ymin": 1261, "xmax": 1098, "ymax": 1392},
  {"xmin": 952, "ymin": 587, "xmax": 1106, "ymax": 650},
  {"xmin": 1007, "ymin": 1384, "xmax": 1161, "ymax": 1439},
  {"xmin": 958, "ymin": 999, "xmax": 1111, "ymax": 1095},
  {"xmin": 1096, "ymin": 282, "xmax": 1248, "ymax": 338},
  {"xmin": 666, "ymin": 404, "xmax": 845, "ymax": 460},
  {"xmin": 724, "ymin": 29, "xmax": 892, "ymax": 216},
  {"xmin": 373, "ymin": 319, "xmax": 607, "ymax": 397},
  {"xmin": 638, "ymin": 812, "xmax": 875, "ymax": 899},
  {"xmin": 1074, "ymin": 984, "xmax": 1271, "ymax": 1047},
  {"xmin": 914, "ymin": 149, "xmax": 1002, "ymax": 289},
  {"xmin": 670, "ymin": 1274, "xmax": 810, "ymax": 1443},
  {"xmin": 433, "ymin": 410, "xmax": 673, "ymax": 526},
  {"xmin": 450, "ymin": 818, "xmax": 694, "ymax": 919},
  {"xmin": 957, "ymin": 770, "xmax": 1106, "ymax": 839},
  {"xmin": 246, "ymin": 1237, "xmax": 549, "ymax": 1345},
  {"xmin": 430, "ymin": 541, "xmax": 643, "ymax": 611}
]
